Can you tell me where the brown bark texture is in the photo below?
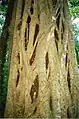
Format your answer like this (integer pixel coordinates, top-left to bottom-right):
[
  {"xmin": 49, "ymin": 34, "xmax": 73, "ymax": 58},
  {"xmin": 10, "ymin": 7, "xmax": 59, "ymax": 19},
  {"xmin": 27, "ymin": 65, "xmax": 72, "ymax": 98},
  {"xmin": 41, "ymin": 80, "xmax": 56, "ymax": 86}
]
[{"xmin": 5, "ymin": 0, "xmax": 79, "ymax": 118}]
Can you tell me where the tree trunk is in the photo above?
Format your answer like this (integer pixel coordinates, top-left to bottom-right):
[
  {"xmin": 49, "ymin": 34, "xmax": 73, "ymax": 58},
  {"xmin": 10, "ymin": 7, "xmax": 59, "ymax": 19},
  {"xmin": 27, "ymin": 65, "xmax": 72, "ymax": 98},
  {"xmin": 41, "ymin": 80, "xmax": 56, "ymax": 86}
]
[
  {"xmin": 0, "ymin": 0, "xmax": 16, "ymax": 117},
  {"xmin": 5, "ymin": 0, "xmax": 79, "ymax": 118}
]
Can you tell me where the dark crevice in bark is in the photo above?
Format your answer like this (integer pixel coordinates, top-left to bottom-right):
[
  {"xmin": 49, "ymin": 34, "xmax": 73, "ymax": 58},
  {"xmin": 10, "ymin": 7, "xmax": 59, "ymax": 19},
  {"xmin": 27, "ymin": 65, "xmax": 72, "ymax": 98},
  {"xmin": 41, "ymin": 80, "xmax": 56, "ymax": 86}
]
[
  {"xmin": 21, "ymin": 67, "xmax": 23, "ymax": 71},
  {"xmin": 30, "ymin": 0, "xmax": 34, "ymax": 15},
  {"xmin": 30, "ymin": 42, "xmax": 38, "ymax": 65},
  {"xmin": 17, "ymin": 53, "xmax": 20, "ymax": 64},
  {"xmin": 61, "ymin": 20, "xmax": 65, "ymax": 44},
  {"xmin": 67, "ymin": 69, "xmax": 71, "ymax": 93},
  {"xmin": 24, "ymin": 39, "xmax": 27, "ymax": 50},
  {"xmin": 65, "ymin": 53, "xmax": 68, "ymax": 68},
  {"xmin": 38, "ymin": 14, "xmax": 40, "ymax": 21},
  {"xmin": 52, "ymin": 0, "xmax": 57, "ymax": 7},
  {"xmin": 45, "ymin": 52, "xmax": 49, "ymax": 72},
  {"xmin": 56, "ymin": 13, "xmax": 60, "ymax": 29},
  {"xmin": 49, "ymin": 96, "xmax": 53, "ymax": 112},
  {"xmin": 30, "ymin": 6, "xmax": 33, "ymax": 15},
  {"xmin": 24, "ymin": 28, "xmax": 28, "ymax": 51},
  {"xmin": 63, "ymin": 6, "xmax": 65, "ymax": 19},
  {"xmin": 27, "ymin": 15, "xmax": 31, "ymax": 41},
  {"xmin": 31, "ymin": 0, "xmax": 34, "ymax": 4},
  {"xmin": 24, "ymin": 27, "xmax": 27, "ymax": 37},
  {"xmin": 21, "ymin": 0, "xmax": 25, "ymax": 19},
  {"xmin": 27, "ymin": 15, "xmax": 31, "ymax": 25},
  {"xmin": 62, "ymin": 20, "xmax": 65, "ymax": 33},
  {"xmin": 33, "ymin": 24, "xmax": 39, "ymax": 46},
  {"xmin": 30, "ymin": 75, "xmax": 39, "ymax": 103},
  {"xmin": 67, "ymin": 107, "xmax": 71, "ymax": 118},
  {"xmin": 16, "ymin": 70, "xmax": 20, "ymax": 87},
  {"xmin": 56, "ymin": 7, "xmax": 60, "ymax": 16},
  {"xmin": 33, "ymin": 107, "xmax": 37, "ymax": 114},
  {"xmin": 61, "ymin": 32, "xmax": 63, "ymax": 44},
  {"xmin": 54, "ymin": 29, "xmax": 59, "ymax": 41}
]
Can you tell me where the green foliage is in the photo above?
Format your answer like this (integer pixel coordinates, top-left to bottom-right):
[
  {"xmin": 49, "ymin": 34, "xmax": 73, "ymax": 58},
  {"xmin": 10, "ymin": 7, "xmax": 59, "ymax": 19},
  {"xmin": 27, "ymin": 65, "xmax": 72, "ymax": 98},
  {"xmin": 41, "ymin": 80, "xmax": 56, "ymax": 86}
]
[
  {"xmin": 73, "ymin": 23, "xmax": 79, "ymax": 41},
  {"xmin": 69, "ymin": 0, "xmax": 79, "ymax": 7},
  {"xmin": 0, "ymin": 4, "xmax": 8, "ymax": 36},
  {"xmin": 69, "ymin": 6, "xmax": 79, "ymax": 18},
  {"xmin": 75, "ymin": 41, "xmax": 79, "ymax": 66},
  {"xmin": 72, "ymin": 22, "xmax": 79, "ymax": 66},
  {"xmin": 0, "ymin": 4, "xmax": 8, "ymax": 13},
  {"xmin": 69, "ymin": 0, "xmax": 79, "ymax": 18},
  {"xmin": 0, "ymin": 39, "xmax": 9, "ymax": 117},
  {"xmin": 69, "ymin": 0, "xmax": 79, "ymax": 67},
  {"xmin": 0, "ymin": 2, "xmax": 8, "ymax": 117},
  {"xmin": 2, "ymin": 41, "xmax": 9, "ymax": 98}
]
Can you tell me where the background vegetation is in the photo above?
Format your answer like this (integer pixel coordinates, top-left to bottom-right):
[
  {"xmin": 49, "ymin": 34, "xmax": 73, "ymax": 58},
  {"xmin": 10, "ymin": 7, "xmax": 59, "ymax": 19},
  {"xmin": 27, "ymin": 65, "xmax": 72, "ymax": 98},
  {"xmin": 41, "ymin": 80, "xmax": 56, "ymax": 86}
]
[
  {"xmin": 69, "ymin": 0, "xmax": 79, "ymax": 67},
  {"xmin": 0, "ymin": 1, "xmax": 8, "ymax": 117}
]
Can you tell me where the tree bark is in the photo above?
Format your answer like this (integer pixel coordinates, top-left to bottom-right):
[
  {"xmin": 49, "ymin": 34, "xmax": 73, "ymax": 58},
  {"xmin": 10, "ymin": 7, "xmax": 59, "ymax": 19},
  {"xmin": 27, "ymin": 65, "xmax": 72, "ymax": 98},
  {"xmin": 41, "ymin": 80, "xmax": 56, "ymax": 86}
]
[{"xmin": 5, "ymin": 0, "xmax": 79, "ymax": 118}]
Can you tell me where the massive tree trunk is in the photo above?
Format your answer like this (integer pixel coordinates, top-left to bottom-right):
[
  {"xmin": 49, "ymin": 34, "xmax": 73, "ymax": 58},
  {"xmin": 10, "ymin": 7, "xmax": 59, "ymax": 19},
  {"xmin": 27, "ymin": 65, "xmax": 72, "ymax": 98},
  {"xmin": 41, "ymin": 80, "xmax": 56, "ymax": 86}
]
[{"xmin": 5, "ymin": 0, "xmax": 79, "ymax": 118}]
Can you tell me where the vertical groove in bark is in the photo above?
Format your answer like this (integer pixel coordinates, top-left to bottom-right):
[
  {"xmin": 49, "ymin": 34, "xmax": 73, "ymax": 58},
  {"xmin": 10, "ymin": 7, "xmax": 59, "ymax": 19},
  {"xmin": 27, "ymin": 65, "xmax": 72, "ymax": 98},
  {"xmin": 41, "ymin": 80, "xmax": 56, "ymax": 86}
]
[
  {"xmin": 45, "ymin": 52, "xmax": 49, "ymax": 74},
  {"xmin": 21, "ymin": 0, "xmax": 25, "ymax": 19},
  {"xmin": 17, "ymin": 53, "xmax": 20, "ymax": 64},
  {"xmin": 27, "ymin": 15, "xmax": 31, "ymax": 41},
  {"xmin": 65, "ymin": 52, "xmax": 68, "ymax": 68},
  {"xmin": 67, "ymin": 68, "xmax": 71, "ymax": 93},
  {"xmin": 56, "ymin": 13, "xmax": 60, "ymax": 30},
  {"xmin": 16, "ymin": 69, "xmax": 20, "ymax": 87},
  {"xmin": 61, "ymin": 20, "xmax": 65, "ymax": 44},
  {"xmin": 24, "ymin": 28, "xmax": 27, "ymax": 51},
  {"xmin": 49, "ymin": 96, "xmax": 53, "ymax": 112},
  {"xmin": 30, "ymin": 0, "xmax": 34, "ymax": 15},
  {"xmin": 67, "ymin": 106, "xmax": 71, "ymax": 118}
]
